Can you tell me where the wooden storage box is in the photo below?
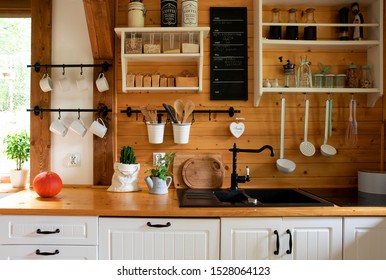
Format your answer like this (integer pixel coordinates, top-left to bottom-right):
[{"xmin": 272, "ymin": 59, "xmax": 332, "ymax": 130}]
[{"xmin": 176, "ymin": 76, "xmax": 198, "ymax": 87}]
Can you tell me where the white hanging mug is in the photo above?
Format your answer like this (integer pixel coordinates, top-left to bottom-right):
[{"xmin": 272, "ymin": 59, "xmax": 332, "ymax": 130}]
[
  {"xmin": 39, "ymin": 73, "xmax": 54, "ymax": 92},
  {"xmin": 89, "ymin": 117, "xmax": 107, "ymax": 138},
  {"xmin": 95, "ymin": 72, "xmax": 109, "ymax": 92}
]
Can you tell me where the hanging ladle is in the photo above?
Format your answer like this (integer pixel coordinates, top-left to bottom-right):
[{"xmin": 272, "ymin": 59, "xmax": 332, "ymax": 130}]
[
  {"xmin": 276, "ymin": 96, "xmax": 296, "ymax": 173},
  {"xmin": 299, "ymin": 96, "xmax": 315, "ymax": 156},
  {"xmin": 321, "ymin": 99, "xmax": 337, "ymax": 157}
]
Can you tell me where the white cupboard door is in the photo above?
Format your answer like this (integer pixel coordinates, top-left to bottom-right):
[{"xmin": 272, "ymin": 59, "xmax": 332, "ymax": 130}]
[
  {"xmin": 0, "ymin": 245, "xmax": 97, "ymax": 260},
  {"xmin": 344, "ymin": 217, "xmax": 386, "ymax": 260},
  {"xmin": 99, "ymin": 218, "xmax": 220, "ymax": 260},
  {"xmin": 221, "ymin": 218, "xmax": 282, "ymax": 260},
  {"xmin": 282, "ymin": 217, "xmax": 342, "ymax": 260}
]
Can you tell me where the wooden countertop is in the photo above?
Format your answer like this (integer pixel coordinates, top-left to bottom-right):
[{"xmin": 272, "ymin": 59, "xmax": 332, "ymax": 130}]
[{"xmin": 0, "ymin": 186, "xmax": 386, "ymax": 217}]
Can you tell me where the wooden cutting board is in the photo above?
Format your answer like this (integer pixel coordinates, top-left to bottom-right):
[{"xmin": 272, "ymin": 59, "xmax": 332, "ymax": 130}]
[{"xmin": 173, "ymin": 153, "xmax": 224, "ymax": 189}]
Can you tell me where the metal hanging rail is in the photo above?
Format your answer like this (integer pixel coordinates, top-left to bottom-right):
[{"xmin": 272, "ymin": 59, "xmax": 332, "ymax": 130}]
[
  {"xmin": 27, "ymin": 105, "xmax": 112, "ymax": 118},
  {"xmin": 121, "ymin": 106, "xmax": 240, "ymax": 121},
  {"xmin": 27, "ymin": 61, "xmax": 112, "ymax": 73}
]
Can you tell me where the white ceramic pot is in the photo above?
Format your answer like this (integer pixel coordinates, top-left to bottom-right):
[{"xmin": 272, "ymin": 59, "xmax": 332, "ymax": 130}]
[
  {"xmin": 10, "ymin": 169, "xmax": 29, "ymax": 188},
  {"xmin": 358, "ymin": 170, "xmax": 386, "ymax": 194},
  {"xmin": 107, "ymin": 163, "xmax": 141, "ymax": 192}
]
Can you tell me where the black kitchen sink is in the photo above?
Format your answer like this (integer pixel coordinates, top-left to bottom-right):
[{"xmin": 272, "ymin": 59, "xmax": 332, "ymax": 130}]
[{"xmin": 177, "ymin": 188, "xmax": 334, "ymax": 207}]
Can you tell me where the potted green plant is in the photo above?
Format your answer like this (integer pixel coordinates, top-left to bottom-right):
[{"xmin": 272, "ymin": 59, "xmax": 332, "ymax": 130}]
[
  {"xmin": 2, "ymin": 130, "xmax": 30, "ymax": 188},
  {"xmin": 145, "ymin": 152, "xmax": 175, "ymax": 194},
  {"xmin": 107, "ymin": 145, "xmax": 141, "ymax": 192}
]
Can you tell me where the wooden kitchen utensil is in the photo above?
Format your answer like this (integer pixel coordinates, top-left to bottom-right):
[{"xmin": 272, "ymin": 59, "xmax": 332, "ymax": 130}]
[
  {"xmin": 146, "ymin": 105, "xmax": 158, "ymax": 123},
  {"xmin": 173, "ymin": 152, "xmax": 224, "ymax": 189},
  {"xmin": 182, "ymin": 157, "xmax": 224, "ymax": 189},
  {"xmin": 174, "ymin": 99, "xmax": 184, "ymax": 123},
  {"xmin": 182, "ymin": 99, "xmax": 195, "ymax": 123}
]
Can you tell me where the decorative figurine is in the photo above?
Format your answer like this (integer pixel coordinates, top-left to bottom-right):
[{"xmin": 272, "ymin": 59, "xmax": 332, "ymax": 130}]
[{"xmin": 351, "ymin": 2, "xmax": 364, "ymax": 40}]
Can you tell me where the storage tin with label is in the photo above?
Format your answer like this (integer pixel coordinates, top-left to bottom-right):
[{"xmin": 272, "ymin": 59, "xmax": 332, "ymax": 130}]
[{"xmin": 181, "ymin": 0, "xmax": 198, "ymax": 27}]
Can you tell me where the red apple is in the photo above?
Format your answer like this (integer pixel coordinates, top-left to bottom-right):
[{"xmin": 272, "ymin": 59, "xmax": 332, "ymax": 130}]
[{"xmin": 33, "ymin": 171, "xmax": 63, "ymax": 198}]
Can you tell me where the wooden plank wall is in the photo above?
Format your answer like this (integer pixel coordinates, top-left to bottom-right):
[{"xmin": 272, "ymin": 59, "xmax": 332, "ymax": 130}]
[{"xmin": 114, "ymin": 0, "xmax": 385, "ymax": 188}]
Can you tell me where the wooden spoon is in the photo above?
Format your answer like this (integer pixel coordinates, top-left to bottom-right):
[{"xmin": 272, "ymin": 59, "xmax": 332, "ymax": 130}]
[
  {"xmin": 140, "ymin": 106, "xmax": 151, "ymax": 122},
  {"xmin": 182, "ymin": 99, "xmax": 195, "ymax": 123},
  {"xmin": 146, "ymin": 105, "xmax": 158, "ymax": 123},
  {"xmin": 174, "ymin": 99, "xmax": 184, "ymax": 123}
]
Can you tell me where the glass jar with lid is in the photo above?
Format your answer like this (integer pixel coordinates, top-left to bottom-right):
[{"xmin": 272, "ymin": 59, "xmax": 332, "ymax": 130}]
[
  {"xmin": 304, "ymin": 8, "xmax": 317, "ymax": 40},
  {"xmin": 324, "ymin": 74, "xmax": 335, "ymax": 88},
  {"xmin": 286, "ymin": 8, "xmax": 298, "ymax": 40},
  {"xmin": 346, "ymin": 64, "xmax": 358, "ymax": 88},
  {"xmin": 335, "ymin": 74, "xmax": 346, "ymax": 88},
  {"xmin": 269, "ymin": 8, "xmax": 282, "ymax": 39},
  {"xmin": 359, "ymin": 65, "xmax": 372, "ymax": 88},
  {"xmin": 313, "ymin": 74, "xmax": 324, "ymax": 88}
]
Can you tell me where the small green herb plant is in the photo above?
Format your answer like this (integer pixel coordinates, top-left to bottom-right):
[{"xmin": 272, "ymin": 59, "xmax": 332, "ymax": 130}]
[
  {"xmin": 2, "ymin": 130, "xmax": 30, "ymax": 171},
  {"xmin": 146, "ymin": 152, "xmax": 175, "ymax": 181},
  {"xmin": 119, "ymin": 146, "xmax": 136, "ymax": 164}
]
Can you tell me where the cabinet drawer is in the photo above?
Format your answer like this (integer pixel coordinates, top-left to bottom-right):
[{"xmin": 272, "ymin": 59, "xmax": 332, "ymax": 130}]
[
  {"xmin": 0, "ymin": 245, "xmax": 97, "ymax": 260},
  {"xmin": 0, "ymin": 216, "xmax": 98, "ymax": 245}
]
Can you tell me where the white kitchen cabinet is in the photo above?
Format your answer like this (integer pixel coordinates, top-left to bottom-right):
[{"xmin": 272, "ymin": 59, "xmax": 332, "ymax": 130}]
[
  {"xmin": 253, "ymin": 0, "xmax": 383, "ymax": 107},
  {"xmin": 343, "ymin": 217, "xmax": 386, "ymax": 260},
  {"xmin": 221, "ymin": 217, "xmax": 342, "ymax": 260},
  {"xmin": 0, "ymin": 215, "xmax": 98, "ymax": 260},
  {"xmin": 115, "ymin": 27, "xmax": 210, "ymax": 92},
  {"xmin": 99, "ymin": 217, "xmax": 220, "ymax": 260}
]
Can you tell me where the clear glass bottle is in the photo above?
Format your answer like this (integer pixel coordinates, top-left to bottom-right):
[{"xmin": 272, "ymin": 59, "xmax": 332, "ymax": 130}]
[
  {"xmin": 286, "ymin": 8, "xmax": 298, "ymax": 40},
  {"xmin": 304, "ymin": 8, "xmax": 317, "ymax": 40},
  {"xmin": 269, "ymin": 8, "xmax": 282, "ymax": 39},
  {"xmin": 359, "ymin": 65, "xmax": 372, "ymax": 88},
  {"xmin": 297, "ymin": 55, "xmax": 312, "ymax": 88}
]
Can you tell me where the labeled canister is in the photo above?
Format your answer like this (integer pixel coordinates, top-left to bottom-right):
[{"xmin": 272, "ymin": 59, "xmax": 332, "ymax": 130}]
[
  {"xmin": 128, "ymin": 1, "xmax": 146, "ymax": 27},
  {"xmin": 181, "ymin": 0, "xmax": 198, "ymax": 27},
  {"xmin": 161, "ymin": 0, "xmax": 177, "ymax": 27}
]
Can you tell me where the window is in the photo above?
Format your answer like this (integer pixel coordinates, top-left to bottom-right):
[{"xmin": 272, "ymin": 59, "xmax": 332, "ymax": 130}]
[{"xmin": 0, "ymin": 18, "xmax": 31, "ymax": 179}]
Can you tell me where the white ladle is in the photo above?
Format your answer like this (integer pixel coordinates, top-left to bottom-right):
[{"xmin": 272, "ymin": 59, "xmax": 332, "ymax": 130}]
[
  {"xmin": 321, "ymin": 99, "xmax": 337, "ymax": 157},
  {"xmin": 276, "ymin": 97, "xmax": 296, "ymax": 173},
  {"xmin": 300, "ymin": 98, "xmax": 315, "ymax": 156}
]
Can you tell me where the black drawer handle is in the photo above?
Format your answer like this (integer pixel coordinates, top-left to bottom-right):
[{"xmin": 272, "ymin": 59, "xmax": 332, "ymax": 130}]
[
  {"xmin": 286, "ymin": 229, "xmax": 293, "ymax": 254},
  {"xmin": 36, "ymin": 228, "xmax": 60, "ymax": 234},
  {"xmin": 146, "ymin": 222, "xmax": 171, "ymax": 228},
  {"xmin": 273, "ymin": 230, "xmax": 280, "ymax": 255},
  {"xmin": 35, "ymin": 249, "xmax": 59, "ymax": 256}
]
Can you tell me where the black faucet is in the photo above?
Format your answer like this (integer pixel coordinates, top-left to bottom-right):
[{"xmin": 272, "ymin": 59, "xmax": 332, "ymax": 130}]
[{"xmin": 229, "ymin": 143, "xmax": 275, "ymax": 191}]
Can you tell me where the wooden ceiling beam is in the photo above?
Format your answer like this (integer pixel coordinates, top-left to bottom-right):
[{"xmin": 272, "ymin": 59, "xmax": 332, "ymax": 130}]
[{"xmin": 83, "ymin": 0, "xmax": 114, "ymax": 60}]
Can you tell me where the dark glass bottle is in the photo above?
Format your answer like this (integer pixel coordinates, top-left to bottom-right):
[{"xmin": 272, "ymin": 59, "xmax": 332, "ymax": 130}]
[
  {"xmin": 339, "ymin": 7, "xmax": 349, "ymax": 40},
  {"xmin": 161, "ymin": 0, "xmax": 177, "ymax": 27},
  {"xmin": 269, "ymin": 8, "xmax": 282, "ymax": 39},
  {"xmin": 304, "ymin": 8, "xmax": 317, "ymax": 40},
  {"xmin": 286, "ymin": 8, "xmax": 298, "ymax": 40}
]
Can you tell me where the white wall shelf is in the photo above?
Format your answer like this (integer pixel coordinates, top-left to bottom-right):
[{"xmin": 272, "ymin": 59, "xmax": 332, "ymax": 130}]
[
  {"xmin": 253, "ymin": 0, "xmax": 384, "ymax": 107},
  {"xmin": 115, "ymin": 27, "xmax": 210, "ymax": 93}
]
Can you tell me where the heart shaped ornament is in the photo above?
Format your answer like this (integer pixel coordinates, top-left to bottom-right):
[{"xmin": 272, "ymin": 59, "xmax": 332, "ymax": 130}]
[{"xmin": 229, "ymin": 122, "xmax": 245, "ymax": 138}]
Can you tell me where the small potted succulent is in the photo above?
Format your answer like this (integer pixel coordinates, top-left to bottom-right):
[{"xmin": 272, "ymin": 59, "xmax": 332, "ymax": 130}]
[
  {"xmin": 107, "ymin": 145, "xmax": 141, "ymax": 192},
  {"xmin": 2, "ymin": 130, "xmax": 30, "ymax": 188},
  {"xmin": 145, "ymin": 152, "xmax": 175, "ymax": 194}
]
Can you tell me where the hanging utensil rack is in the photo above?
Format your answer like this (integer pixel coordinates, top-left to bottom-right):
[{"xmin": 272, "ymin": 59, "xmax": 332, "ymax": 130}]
[
  {"xmin": 121, "ymin": 106, "xmax": 240, "ymax": 122},
  {"xmin": 27, "ymin": 104, "xmax": 112, "ymax": 118},
  {"xmin": 27, "ymin": 61, "xmax": 112, "ymax": 72}
]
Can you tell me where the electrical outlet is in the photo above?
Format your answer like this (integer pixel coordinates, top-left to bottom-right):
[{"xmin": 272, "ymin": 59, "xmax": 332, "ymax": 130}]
[
  {"xmin": 67, "ymin": 153, "xmax": 81, "ymax": 167},
  {"xmin": 153, "ymin": 152, "xmax": 165, "ymax": 166}
]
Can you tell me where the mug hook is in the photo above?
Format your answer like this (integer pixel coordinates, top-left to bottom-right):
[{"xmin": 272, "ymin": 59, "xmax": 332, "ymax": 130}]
[
  {"xmin": 78, "ymin": 109, "xmax": 81, "ymax": 120},
  {"xmin": 58, "ymin": 109, "xmax": 61, "ymax": 120},
  {"xmin": 62, "ymin": 65, "xmax": 66, "ymax": 75},
  {"xmin": 80, "ymin": 64, "xmax": 83, "ymax": 76}
]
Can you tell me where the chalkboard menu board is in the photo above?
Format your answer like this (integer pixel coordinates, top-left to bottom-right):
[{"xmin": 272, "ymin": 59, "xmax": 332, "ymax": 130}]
[{"xmin": 210, "ymin": 7, "xmax": 248, "ymax": 100}]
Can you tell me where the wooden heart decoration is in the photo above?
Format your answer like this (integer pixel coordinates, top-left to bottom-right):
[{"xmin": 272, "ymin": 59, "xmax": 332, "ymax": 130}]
[{"xmin": 229, "ymin": 122, "xmax": 245, "ymax": 138}]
